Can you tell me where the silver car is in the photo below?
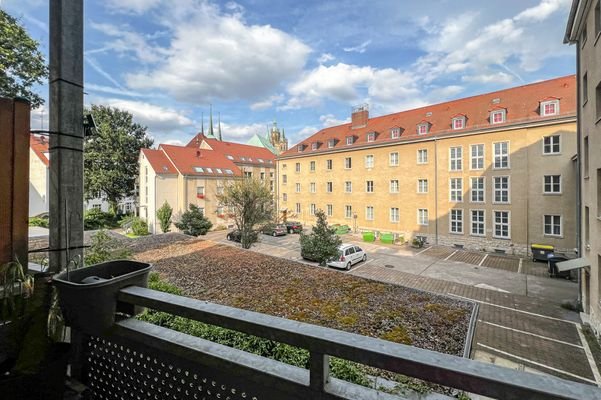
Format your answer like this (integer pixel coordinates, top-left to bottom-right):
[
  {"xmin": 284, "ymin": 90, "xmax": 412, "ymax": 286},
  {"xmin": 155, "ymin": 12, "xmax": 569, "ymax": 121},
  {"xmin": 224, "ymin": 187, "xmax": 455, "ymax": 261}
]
[{"xmin": 327, "ymin": 244, "xmax": 367, "ymax": 270}]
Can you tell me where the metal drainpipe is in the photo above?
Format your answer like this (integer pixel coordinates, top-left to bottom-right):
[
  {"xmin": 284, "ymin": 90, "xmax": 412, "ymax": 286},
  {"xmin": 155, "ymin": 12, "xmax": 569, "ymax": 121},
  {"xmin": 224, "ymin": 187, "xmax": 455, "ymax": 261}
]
[
  {"xmin": 576, "ymin": 43, "xmax": 582, "ymax": 307},
  {"xmin": 434, "ymin": 136, "xmax": 439, "ymax": 245}
]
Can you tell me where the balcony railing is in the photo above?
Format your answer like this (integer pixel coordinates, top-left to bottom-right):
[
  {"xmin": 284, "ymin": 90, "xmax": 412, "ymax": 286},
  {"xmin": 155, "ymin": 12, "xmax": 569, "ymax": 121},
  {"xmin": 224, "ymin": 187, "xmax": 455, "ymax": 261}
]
[{"xmin": 72, "ymin": 286, "xmax": 601, "ymax": 400}]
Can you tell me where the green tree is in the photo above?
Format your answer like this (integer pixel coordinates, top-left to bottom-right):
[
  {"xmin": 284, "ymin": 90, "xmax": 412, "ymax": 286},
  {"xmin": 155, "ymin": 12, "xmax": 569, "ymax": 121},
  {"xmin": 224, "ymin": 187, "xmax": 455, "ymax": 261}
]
[
  {"xmin": 0, "ymin": 10, "xmax": 48, "ymax": 108},
  {"xmin": 156, "ymin": 201, "xmax": 173, "ymax": 233},
  {"xmin": 84, "ymin": 105, "xmax": 153, "ymax": 212},
  {"xmin": 300, "ymin": 209, "xmax": 341, "ymax": 265},
  {"xmin": 175, "ymin": 204, "xmax": 213, "ymax": 236},
  {"xmin": 217, "ymin": 178, "xmax": 273, "ymax": 249}
]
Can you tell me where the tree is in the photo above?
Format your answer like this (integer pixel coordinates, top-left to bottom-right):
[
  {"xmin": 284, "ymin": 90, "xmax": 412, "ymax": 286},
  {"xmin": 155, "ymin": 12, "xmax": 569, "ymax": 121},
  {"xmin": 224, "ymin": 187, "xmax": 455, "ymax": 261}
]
[
  {"xmin": 300, "ymin": 209, "xmax": 341, "ymax": 265},
  {"xmin": 217, "ymin": 178, "xmax": 273, "ymax": 249},
  {"xmin": 84, "ymin": 105, "xmax": 153, "ymax": 213},
  {"xmin": 0, "ymin": 10, "xmax": 48, "ymax": 108},
  {"xmin": 157, "ymin": 201, "xmax": 173, "ymax": 233},
  {"xmin": 175, "ymin": 204, "xmax": 213, "ymax": 236}
]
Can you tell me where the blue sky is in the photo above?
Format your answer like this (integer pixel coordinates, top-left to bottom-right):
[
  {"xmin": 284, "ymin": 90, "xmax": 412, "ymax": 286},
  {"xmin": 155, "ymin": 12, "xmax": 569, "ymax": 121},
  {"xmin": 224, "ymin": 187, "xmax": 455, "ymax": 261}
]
[{"xmin": 4, "ymin": 0, "xmax": 575, "ymax": 147}]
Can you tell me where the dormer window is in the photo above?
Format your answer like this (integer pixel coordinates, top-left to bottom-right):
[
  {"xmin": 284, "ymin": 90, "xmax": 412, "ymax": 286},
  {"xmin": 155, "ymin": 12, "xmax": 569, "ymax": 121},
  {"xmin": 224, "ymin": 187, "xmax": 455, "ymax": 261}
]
[
  {"xmin": 541, "ymin": 99, "xmax": 559, "ymax": 116},
  {"xmin": 390, "ymin": 127, "xmax": 401, "ymax": 139},
  {"xmin": 417, "ymin": 123, "xmax": 429, "ymax": 135},
  {"xmin": 452, "ymin": 116, "xmax": 466, "ymax": 130},
  {"xmin": 490, "ymin": 109, "xmax": 506, "ymax": 124},
  {"xmin": 226, "ymin": 155, "xmax": 234, "ymax": 160},
  {"xmin": 346, "ymin": 136, "xmax": 354, "ymax": 145},
  {"xmin": 328, "ymin": 139, "xmax": 335, "ymax": 148},
  {"xmin": 297, "ymin": 144, "xmax": 304, "ymax": 152},
  {"xmin": 367, "ymin": 132, "xmax": 375, "ymax": 142},
  {"xmin": 311, "ymin": 142, "xmax": 318, "ymax": 150}
]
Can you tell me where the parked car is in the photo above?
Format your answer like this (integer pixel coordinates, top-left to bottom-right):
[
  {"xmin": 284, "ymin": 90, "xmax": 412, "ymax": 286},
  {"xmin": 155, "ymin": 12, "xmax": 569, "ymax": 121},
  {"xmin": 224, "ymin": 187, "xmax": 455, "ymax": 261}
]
[
  {"xmin": 226, "ymin": 230, "xmax": 258, "ymax": 243},
  {"xmin": 261, "ymin": 224, "xmax": 287, "ymax": 237},
  {"xmin": 285, "ymin": 221, "xmax": 303, "ymax": 233},
  {"xmin": 327, "ymin": 244, "xmax": 367, "ymax": 270}
]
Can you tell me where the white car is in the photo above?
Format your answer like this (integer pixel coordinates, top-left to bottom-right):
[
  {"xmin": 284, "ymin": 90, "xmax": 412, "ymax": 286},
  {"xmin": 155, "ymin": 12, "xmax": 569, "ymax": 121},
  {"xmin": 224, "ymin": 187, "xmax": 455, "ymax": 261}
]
[{"xmin": 327, "ymin": 244, "xmax": 367, "ymax": 270}]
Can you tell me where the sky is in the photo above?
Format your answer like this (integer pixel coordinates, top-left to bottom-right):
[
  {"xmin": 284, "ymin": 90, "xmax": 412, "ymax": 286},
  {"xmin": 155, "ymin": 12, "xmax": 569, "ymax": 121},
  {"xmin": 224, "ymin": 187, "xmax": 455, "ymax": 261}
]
[{"xmin": 3, "ymin": 0, "xmax": 575, "ymax": 148}]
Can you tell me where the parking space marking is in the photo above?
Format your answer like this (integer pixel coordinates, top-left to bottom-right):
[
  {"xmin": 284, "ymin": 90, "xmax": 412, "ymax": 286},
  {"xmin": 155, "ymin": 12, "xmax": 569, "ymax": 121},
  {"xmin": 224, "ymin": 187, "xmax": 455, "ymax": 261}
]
[
  {"xmin": 576, "ymin": 324, "xmax": 601, "ymax": 386},
  {"xmin": 415, "ymin": 246, "xmax": 432, "ymax": 256},
  {"xmin": 476, "ymin": 343, "xmax": 597, "ymax": 384},
  {"xmin": 478, "ymin": 320, "xmax": 582, "ymax": 348},
  {"xmin": 443, "ymin": 250, "xmax": 458, "ymax": 261},
  {"xmin": 449, "ymin": 294, "xmax": 578, "ymax": 325},
  {"xmin": 348, "ymin": 259, "xmax": 374, "ymax": 273},
  {"xmin": 518, "ymin": 258, "xmax": 523, "ymax": 274},
  {"xmin": 478, "ymin": 254, "xmax": 488, "ymax": 267}
]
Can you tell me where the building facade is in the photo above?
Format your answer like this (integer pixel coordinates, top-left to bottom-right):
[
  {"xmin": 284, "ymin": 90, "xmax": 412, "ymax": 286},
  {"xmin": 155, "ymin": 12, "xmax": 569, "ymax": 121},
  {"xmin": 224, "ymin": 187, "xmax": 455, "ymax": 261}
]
[
  {"xmin": 566, "ymin": 0, "xmax": 601, "ymax": 335},
  {"xmin": 278, "ymin": 76, "xmax": 577, "ymax": 257},
  {"xmin": 139, "ymin": 134, "xmax": 276, "ymax": 234},
  {"xmin": 247, "ymin": 121, "xmax": 289, "ymax": 155}
]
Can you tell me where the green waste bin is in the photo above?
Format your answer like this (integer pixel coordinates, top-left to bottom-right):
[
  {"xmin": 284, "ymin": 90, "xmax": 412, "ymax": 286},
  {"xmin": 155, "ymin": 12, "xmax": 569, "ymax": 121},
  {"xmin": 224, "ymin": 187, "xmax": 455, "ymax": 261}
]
[
  {"xmin": 380, "ymin": 232, "xmax": 394, "ymax": 244},
  {"xmin": 363, "ymin": 231, "xmax": 375, "ymax": 242}
]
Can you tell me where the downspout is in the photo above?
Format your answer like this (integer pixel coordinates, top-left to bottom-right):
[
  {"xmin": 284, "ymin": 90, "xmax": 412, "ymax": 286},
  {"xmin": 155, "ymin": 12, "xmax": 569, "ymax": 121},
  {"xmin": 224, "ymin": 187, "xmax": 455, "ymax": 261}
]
[
  {"xmin": 434, "ymin": 136, "xmax": 439, "ymax": 245},
  {"xmin": 576, "ymin": 43, "xmax": 583, "ymax": 307}
]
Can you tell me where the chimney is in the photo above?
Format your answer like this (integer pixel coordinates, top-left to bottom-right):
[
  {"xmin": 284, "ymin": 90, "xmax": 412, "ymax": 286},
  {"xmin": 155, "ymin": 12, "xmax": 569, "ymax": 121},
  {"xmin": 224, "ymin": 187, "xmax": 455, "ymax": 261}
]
[{"xmin": 351, "ymin": 104, "xmax": 369, "ymax": 129}]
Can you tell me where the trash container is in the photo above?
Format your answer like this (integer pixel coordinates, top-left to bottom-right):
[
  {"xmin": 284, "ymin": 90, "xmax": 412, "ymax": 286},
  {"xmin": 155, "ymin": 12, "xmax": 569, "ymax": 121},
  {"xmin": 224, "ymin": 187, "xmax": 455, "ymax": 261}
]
[
  {"xmin": 531, "ymin": 244, "xmax": 554, "ymax": 262},
  {"xmin": 547, "ymin": 254, "xmax": 571, "ymax": 279}
]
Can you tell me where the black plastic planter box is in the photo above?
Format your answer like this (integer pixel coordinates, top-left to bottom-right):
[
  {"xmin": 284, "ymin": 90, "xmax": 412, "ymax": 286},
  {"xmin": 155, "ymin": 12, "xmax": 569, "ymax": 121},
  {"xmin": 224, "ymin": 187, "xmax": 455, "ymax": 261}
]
[{"xmin": 53, "ymin": 260, "xmax": 152, "ymax": 335}]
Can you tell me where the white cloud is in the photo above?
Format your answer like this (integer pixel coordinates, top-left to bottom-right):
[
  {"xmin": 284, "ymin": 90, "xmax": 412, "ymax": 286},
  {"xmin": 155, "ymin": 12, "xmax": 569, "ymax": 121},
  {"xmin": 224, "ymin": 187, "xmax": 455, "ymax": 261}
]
[
  {"xmin": 462, "ymin": 72, "xmax": 514, "ymax": 85},
  {"xmin": 105, "ymin": 0, "xmax": 163, "ymax": 15},
  {"xmin": 428, "ymin": 85, "xmax": 464, "ymax": 100},
  {"xmin": 85, "ymin": 83, "xmax": 148, "ymax": 98},
  {"xmin": 343, "ymin": 40, "xmax": 371, "ymax": 53},
  {"xmin": 163, "ymin": 139, "xmax": 185, "ymax": 146},
  {"xmin": 317, "ymin": 53, "xmax": 335, "ymax": 64},
  {"xmin": 514, "ymin": 0, "xmax": 571, "ymax": 23},
  {"xmin": 249, "ymin": 94, "xmax": 284, "ymax": 111},
  {"xmin": 219, "ymin": 122, "xmax": 268, "ymax": 141},
  {"xmin": 319, "ymin": 114, "xmax": 350, "ymax": 128}
]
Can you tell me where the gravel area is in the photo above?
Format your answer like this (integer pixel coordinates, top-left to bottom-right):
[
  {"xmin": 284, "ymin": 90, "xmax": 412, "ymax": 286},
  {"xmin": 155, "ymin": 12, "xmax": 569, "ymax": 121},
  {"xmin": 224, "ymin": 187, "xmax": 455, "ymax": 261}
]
[{"xmin": 133, "ymin": 238, "xmax": 474, "ymax": 357}]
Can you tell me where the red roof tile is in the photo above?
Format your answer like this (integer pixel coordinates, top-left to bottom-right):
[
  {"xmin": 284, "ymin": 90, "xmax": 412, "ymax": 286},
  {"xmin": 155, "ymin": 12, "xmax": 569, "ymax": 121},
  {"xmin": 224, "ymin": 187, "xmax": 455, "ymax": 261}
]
[
  {"xmin": 141, "ymin": 148, "xmax": 177, "ymax": 175},
  {"xmin": 186, "ymin": 134, "xmax": 276, "ymax": 165},
  {"xmin": 282, "ymin": 75, "xmax": 576, "ymax": 157},
  {"xmin": 159, "ymin": 144, "xmax": 241, "ymax": 177},
  {"xmin": 30, "ymin": 134, "xmax": 49, "ymax": 166}
]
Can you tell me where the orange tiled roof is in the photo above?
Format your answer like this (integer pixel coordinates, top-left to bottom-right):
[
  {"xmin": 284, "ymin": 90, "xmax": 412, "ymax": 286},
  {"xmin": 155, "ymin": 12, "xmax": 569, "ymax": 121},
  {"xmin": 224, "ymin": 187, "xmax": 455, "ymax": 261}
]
[
  {"xmin": 281, "ymin": 75, "xmax": 576, "ymax": 157},
  {"xmin": 186, "ymin": 134, "xmax": 276, "ymax": 166},
  {"xmin": 159, "ymin": 144, "xmax": 242, "ymax": 177},
  {"xmin": 141, "ymin": 148, "xmax": 177, "ymax": 175},
  {"xmin": 30, "ymin": 134, "xmax": 49, "ymax": 166}
]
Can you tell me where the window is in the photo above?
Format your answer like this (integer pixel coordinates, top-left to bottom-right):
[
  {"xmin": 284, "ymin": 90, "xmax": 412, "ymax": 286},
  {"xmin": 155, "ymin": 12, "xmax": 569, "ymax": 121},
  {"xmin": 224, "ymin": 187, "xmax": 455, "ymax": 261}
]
[
  {"xmin": 583, "ymin": 22, "xmax": 588, "ymax": 46},
  {"xmin": 366, "ymin": 180, "xmax": 374, "ymax": 193},
  {"xmin": 490, "ymin": 109, "xmax": 506, "ymax": 124},
  {"xmin": 367, "ymin": 132, "xmax": 375, "ymax": 142},
  {"xmin": 450, "ymin": 209, "xmax": 463, "ymax": 234},
  {"xmin": 417, "ymin": 179, "xmax": 428, "ymax": 193},
  {"xmin": 326, "ymin": 182, "xmax": 333, "ymax": 193},
  {"xmin": 450, "ymin": 178, "xmax": 463, "ymax": 202},
  {"xmin": 345, "ymin": 181, "xmax": 352, "ymax": 193},
  {"xmin": 596, "ymin": 82, "xmax": 601, "ymax": 119},
  {"xmin": 310, "ymin": 204, "xmax": 316, "ymax": 215},
  {"xmin": 493, "ymin": 176, "xmax": 510, "ymax": 203},
  {"xmin": 282, "ymin": 174, "xmax": 287, "ymax": 184},
  {"xmin": 295, "ymin": 183, "xmax": 301, "ymax": 193},
  {"xmin": 390, "ymin": 127, "xmax": 401, "ymax": 139},
  {"xmin": 310, "ymin": 182, "xmax": 316, "ymax": 193},
  {"xmin": 452, "ymin": 116, "xmax": 465, "ymax": 130},
  {"xmin": 418, "ymin": 209, "xmax": 429, "ymax": 226},
  {"xmin": 196, "ymin": 186, "xmax": 205, "ymax": 196},
  {"xmin": 544, "ymin": 215, "xmax": 562, "ymax": 236},
  {"xmin": 92, "ymin": 204, "xmax": 101, "ymax": 210},
  {"xmin": 193, "ymin": 167, "xmax": 204, "ymax": 173},
  {"xmin": 493, "ymin": 142, "xmax": 509, "ymax": 169},
  {"xmin": 295, "ymin": 163, "xmax": 301, "ymax": 172},
  {"xmin": 471, "ymin": 210, "xmax": 485, "ymax": 236},
  {"xmin": 346, "ymin": 136, "xmax": 354, "ymax": 145},
  {"xmin": 449, "ymin": 146, "xmax": 462, "ymax": 171},
  {"xmin": 470, "ymin": 177, "xmax": 485, "ymax": 203},
  {"xmin": 596, "ymin": 1, "xmax": 601, "ymax": 37},
  {"xmin": 327, "ymin": 204, "xmax": 333, "ymax": 217},
  {"xmin": 544, "ymin": 175, "xmax": 561, "ymax": 194},
  {"xmin": 390, "ymin": 207, "xmax": 400, "ymax": 223},
  {"xmin": 243, "ymin": 171, "xmax": 252, "ymax": 179},
  {"xmin": 283, "ymin": 193, "xmax": 287, "ymax": 202},
  {"xmin": 224, "ymin": 169, "xmax": 234, "ymax": 175},
  {"xmin": 543, "ymin": 135, "xmax": 560, "ymax": 154},
  {"xmin": 217, "ymin": 186, "xmax": 224, "ymax": 195},
  {"xmin": 417, "ymin": 123, "xmax": 429, "ymax": 135},
  {"xmin": 365, "ymin": 155, "xmax": 374, "ymax": 168},
  {"xmin": 585, "ymin": 136, "xmax": 590, "ymax": 177},
  {"xmin": 311, "ymin": 142, "xmax": 318, "ymax": 150},
  {"xmin": 493, "ymin": 211, "xmax": 510, "ymax": 239},
  {"xmin": 417, "ymin": 149, "xmax": 428, "ymax": 164},
  {"xmin": 296, "ymin": 203, "xmax": 301, "ymax": 213},
  {"xmin": 297, "ymin": 144, "xmax": 303, "ymax": 152},
  {"xmin": 598, "ymin": 169, "xmax": 601, "ymax": 218},
  {"xmin": 470, "ymin": 144, "xmax": 484, "ymax": 170},
  {"xmin": 389, "ymin": 152, "xmax": 399, "ymax": 166},
  {"xmin": 328, "ymin": 139, "xmax": 335, "ymax": 148},
  {"xmin": 366, "ymin": 206, "xmax": 374, "ymax": 220},
  {"xmin": 583, "ymin": 72, "xmax": 588, "ymax": 104},
  {"xmin": 345, "ymin": 157, "xmax": 352, "ymax": 169},
  {"xmin": 260, "ymin": 172, "xmax": 265, "ymax": 180},
  {"xmin": 345, "ymin": 205, "xmax": 352, "ymax": 219},
  {"xmin": 541, "ymin": 100, "xmax": 559, "ymax": 116},
  {"xmin": 326, "ymin": 159, "xmax": 333, "ymax": 170},
  {"xmin": 310, "ymin": 161, "xmax": 316, "ymax": 171},
  {"xmin": 390, "ymin": 180, "xmax": 399, "ymax": 193}
]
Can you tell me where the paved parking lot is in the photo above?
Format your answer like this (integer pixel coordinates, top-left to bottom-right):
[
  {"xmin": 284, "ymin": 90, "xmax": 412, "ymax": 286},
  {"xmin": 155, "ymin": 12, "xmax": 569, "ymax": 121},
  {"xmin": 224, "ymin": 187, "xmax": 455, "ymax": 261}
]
[{"xmin": 202, "ymin": 230, "xmax": 599, "ymax": 386}]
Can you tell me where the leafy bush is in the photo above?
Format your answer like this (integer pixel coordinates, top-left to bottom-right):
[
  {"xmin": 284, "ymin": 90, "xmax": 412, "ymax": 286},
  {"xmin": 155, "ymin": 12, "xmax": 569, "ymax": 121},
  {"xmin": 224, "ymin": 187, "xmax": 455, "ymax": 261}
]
[
  {"xmin": 84, "ymin": 208, "xmax": 119, "ymax": 230},
  {"xmin": 300, "ymin": 209, "xmax": 341, "ymax": 265},
  {"xmin": 156, "ymin": 201, "xmax": 173, "ymax": 233},
  {"xmin": 131, "ymin": 217, "xmax": 150, "ymax": 236},
  {"xmin": 28, "ymin": 217, "xmax": 48, "ymax": 228},
  {"xmin": 175, "ymin": 204, "xmax": 212, "ymax": 236},
  {"xmin": 84, "ymin": 230, "xmax": 131, "ymax": 265}
]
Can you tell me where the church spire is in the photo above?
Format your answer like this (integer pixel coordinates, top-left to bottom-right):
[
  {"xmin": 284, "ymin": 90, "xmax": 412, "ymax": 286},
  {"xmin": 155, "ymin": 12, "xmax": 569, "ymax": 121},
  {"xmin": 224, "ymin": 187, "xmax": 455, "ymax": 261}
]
[
  {"xmin": 218, "ymin": 112, "xmax": 222, "ymax": 141},
  {"xmin": 200, "ymin": 112, "xmax": 204, "ymax": 135},
  {"xmin": 208, "ymin": 104, "xmax": 215, "ymax": 138},
  {"xmin": 282, "ymin": 128, "xmax": 286, "ymax": 140}
]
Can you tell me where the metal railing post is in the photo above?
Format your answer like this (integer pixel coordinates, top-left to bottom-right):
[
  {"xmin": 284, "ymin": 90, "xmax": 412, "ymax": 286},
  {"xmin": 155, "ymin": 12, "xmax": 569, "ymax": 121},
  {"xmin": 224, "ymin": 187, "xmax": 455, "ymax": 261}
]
[{"xmin": 310, "ymin": 351, "xmax": 330, "ymax": 397}]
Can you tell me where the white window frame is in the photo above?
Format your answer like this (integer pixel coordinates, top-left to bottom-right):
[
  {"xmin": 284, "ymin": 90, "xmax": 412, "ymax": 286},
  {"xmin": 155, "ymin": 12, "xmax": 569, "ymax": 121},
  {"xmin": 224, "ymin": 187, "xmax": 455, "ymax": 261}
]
[
  {"xmin": 417, "ymin": 123, "xmax": 429, "ymax": 135},
  {"xmin": 310, "ymin": 182, "xmax": 316, "ymax": 193},
  {"xmin": 541, "ymin": 100, "xmax": 559, "ymax": 116},
  {"xmin": 327, "ymin": 204, "xmax": 333, "ymax": 217},
  {"xmin": 390, "ymin": 207, "xmax": 400, "ymax": 223},
  {"xmin": 470, "ymin": 209, "xmax": 486, "ymax": 237},
  {"xmin": 450, "ymin": 178, "xmax": 463, "ymax": 202},
  {"xmin": 345, "ymin": 181, "xmax": 352, "ymax": 193},
  {"xmin": 493, "ymin": 210, "xmax": 511, "ymax": 239},
  {"xmin": 345, "ymin": 157, "xmax": 352, "ymax": 169},
  {"xmin": 417, "ymin": 179, "xmax": 428, "ymax": 194},
  {"xmin": 390, "ymin": 180, "xmax": 399, "ymax": 193},
  {"xmin": 345, "ymin": 205, "xmax": 353, "ymax": 219},
  {"xmin": 490, "ymin": 109, "xmax": 506, "ymax": 124},
  {"xmin": 417, "ymin": 149, "xmax": 428, "ymax": 164},
  {"xmin": 452, "ymin": 116, "xmax": 466, "ymax": 130},
  {"xmin": 449, "ymin": 209, "xmax": 464, "ymax": 234},
  {"xmin": 449, "ymin": 146, "xmax": 463, "ymax": 171},
  {"xmin": 295, "ymin": 162, "xmax": 301, "ymax": 172},
  {"xmin": 543, "ymin": 175, "xmax": 562, "ymax": 194},
  {"xmin": 366, "ymin": 206, "xmax": 374, "ymax": 221},
  {"xmin": 543, "ymin": 135, "xmax": 561, "ymax": 155},
  {"xmin": 470, "ymin": 144, "xmax": 484, "ymax": 170},
  {"xmin": 328, "ymin": 139, "xmax": 335, "ymax": 148},
  {"xmin": 367, "ymin": 132, "xmax": 375, "ymax": 142},
  {"xmin": 311, "ymin": 142, "xmax": 318, "ymax": 151},
  {"xmin": 470, "ymin": 177, "xmax": 485, "ymax": 203},
  {"xmin": 295, "ymin": 183, "xmax": 301, "ymax": 193},
  {"xmin": 493, "ymin": 176, "xmax": 510, "ymax": 204},
  {"xmin": 365, "ymin": 154, "xmax": 374, "ymax": 168},
  {"xmin": 389, "ymin": 152, "xmax": 399, "ymax": 166},
  {"xmin": 310, "ymin": 203, "xmax": 316, "ymax": 216},
  {"xmin": 366, "ymin": 180, "xmax": 374, "ymax": 193},
  {"xmin": 417, "ymin": 209, "xmax": 429, "ymax": 226},
  {"xmin": 296, "ymin": 203, "xmax": 301, "ymax": 213},
  {"xmin": 346, "ymin": 136, "xmax": 354, "ymax": 145},
  {"xmin": 282, "ymin": 193, "xmax": 287, "ymax": 202},
  {"xmin": 544, "ymin": 214, "xmax": 562, "ymax": 237},
  {"xmin": 390, "ymin": 127, "xmax": 401, "ymax": 139},
  {"xmin": 310, "ymin": 161, "xmax": 316, "ymax": 171},
  {"xmin": 493, "ymin": 141, "xmax": 510, "ymax": 169},
  {"xmin": 326, "ymin": 159, "xmax": 333, "ymax": 170},
  {"xmin": 326, "ymin": 181, "xmax": 333, "ymax": 193},
  {"xmin": 297, "ymin": 144, "xmax": 304, "ymax": 152}
]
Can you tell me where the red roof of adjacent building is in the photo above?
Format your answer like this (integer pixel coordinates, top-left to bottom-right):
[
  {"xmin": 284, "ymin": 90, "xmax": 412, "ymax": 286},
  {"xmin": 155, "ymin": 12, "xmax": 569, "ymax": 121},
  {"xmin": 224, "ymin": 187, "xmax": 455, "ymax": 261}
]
[
  {"xmin": 186, "ymin": 134, "xmax": 275, "ymax": 166},
  {"xmin": 30, "ymin": 134, "xmax": 49, "ymax": 166},
  {"xmin": 141, "ymin": 148, "xmax": 177, "ymax": 175},
  {"xmin": 159, "ymin": 144, "xmax": 242, "ymax": 177},
  {"xmin": 281, "ymin": 75, "xmax": 577, "ymax": 157}
]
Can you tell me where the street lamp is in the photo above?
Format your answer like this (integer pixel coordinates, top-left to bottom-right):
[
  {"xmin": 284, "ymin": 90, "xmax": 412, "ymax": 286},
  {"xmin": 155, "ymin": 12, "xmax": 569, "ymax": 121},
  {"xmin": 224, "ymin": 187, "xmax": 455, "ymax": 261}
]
[{"xmin": 353, "ymin": 212, "xmax": 358, "ymax": 233}]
